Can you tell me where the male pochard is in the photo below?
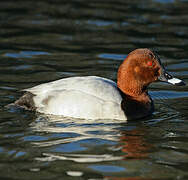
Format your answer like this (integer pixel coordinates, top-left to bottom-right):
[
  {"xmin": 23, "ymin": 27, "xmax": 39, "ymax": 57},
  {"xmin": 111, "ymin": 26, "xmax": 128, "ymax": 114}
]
[{"xmin": 12, "ymin": 48, "xmax": 185, "ymax": 120}]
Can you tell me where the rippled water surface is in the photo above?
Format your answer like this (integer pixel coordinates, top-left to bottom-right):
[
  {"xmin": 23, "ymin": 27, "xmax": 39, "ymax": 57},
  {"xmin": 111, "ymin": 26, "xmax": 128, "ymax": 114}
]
[{"xmin": 0, "ymin": 0, "xmax": 188, "ymax": 179}]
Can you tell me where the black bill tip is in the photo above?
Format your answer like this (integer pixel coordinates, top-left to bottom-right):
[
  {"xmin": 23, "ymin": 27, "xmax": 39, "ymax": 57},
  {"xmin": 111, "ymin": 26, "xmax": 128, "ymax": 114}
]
[
  {"xmin": 167, "ymin": 77, "xmax": 186, "ymax": 86},
  {"xmin": 174, "ymin": 80, "xmax": 186, "ymax": 86}
]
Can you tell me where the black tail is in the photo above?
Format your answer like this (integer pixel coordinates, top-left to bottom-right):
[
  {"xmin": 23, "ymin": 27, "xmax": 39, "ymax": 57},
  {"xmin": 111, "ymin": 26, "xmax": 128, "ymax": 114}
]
[{"xmin": 7, "ymin": 92, "xmax": 36, "ymax": 111}]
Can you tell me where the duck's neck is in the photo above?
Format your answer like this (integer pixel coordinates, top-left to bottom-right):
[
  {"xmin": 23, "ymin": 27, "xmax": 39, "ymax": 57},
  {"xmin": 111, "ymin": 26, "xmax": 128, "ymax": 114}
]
[
  {"xmin": 118, "ymin": 88, "xmax": 154, "ymax": 120},
  {"xmin": 117, "ymin": 67, "xmax": 154, "ymax": 119},
  {"xmin": 117, "ymin": 67, "xmax": 146, "ymax": 98}
]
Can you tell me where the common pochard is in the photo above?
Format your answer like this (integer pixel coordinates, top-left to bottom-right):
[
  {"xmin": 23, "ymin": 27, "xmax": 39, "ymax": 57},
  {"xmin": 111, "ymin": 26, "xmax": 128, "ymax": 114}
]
[{"xmin": 12, "ymin": 48, "xmax": 185, "ymax": 120}]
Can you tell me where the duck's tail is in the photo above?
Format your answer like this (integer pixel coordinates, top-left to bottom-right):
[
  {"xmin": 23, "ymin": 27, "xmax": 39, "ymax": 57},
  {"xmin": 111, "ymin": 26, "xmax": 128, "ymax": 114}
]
[{"xmin": 6, "ymin": 92, "xmax": 36, "ymax": 111}]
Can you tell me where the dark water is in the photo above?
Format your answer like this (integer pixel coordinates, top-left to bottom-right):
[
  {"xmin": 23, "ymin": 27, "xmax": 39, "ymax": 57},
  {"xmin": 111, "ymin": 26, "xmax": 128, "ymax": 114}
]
[{"xmin": 0, "ymin": 0, "xmax": 188, "ymax": 179}]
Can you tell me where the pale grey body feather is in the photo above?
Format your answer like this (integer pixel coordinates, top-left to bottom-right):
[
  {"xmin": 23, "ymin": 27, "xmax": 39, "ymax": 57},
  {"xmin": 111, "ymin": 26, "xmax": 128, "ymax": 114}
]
[{"xmin": 23, "ymin": 76, "xmax": 127, "ymax": 120}]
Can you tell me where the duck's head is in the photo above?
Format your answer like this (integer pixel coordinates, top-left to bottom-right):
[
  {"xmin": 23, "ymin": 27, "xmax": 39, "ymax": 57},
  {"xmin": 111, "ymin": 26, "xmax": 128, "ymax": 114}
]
[{"xmin": 117, "ymin": 48, "xmax": 185, "ymax": 96}]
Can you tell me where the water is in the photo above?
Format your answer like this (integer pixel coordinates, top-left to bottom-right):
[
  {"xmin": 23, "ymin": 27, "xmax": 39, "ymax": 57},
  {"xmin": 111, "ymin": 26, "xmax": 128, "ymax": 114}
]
[{"xmin": 0, "ymin": 0, "xmax": 188, "ymax": 179}]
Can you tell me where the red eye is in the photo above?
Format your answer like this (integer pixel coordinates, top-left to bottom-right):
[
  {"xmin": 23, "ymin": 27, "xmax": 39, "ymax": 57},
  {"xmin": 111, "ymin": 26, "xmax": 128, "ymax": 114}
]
[{"xmin": 147, "ymin": 61, "xmax": 153, "ymax": 66}]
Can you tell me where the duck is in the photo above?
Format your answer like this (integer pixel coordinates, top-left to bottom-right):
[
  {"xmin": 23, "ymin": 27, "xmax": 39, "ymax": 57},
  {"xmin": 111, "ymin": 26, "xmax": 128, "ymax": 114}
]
[{"xmin": 11, "ymin": 48, "xmax": 185, "ymax": 120}]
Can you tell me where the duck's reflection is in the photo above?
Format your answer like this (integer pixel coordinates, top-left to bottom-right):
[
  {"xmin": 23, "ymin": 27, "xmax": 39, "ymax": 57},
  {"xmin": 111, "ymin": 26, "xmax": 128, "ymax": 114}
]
[
  {"xmin": 119, "ymin": 127, "xmax": 153, "ymax": 159},
  {"xmin": 31, "ymin": 115, "xmax": 153, "ymax": 163}
]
